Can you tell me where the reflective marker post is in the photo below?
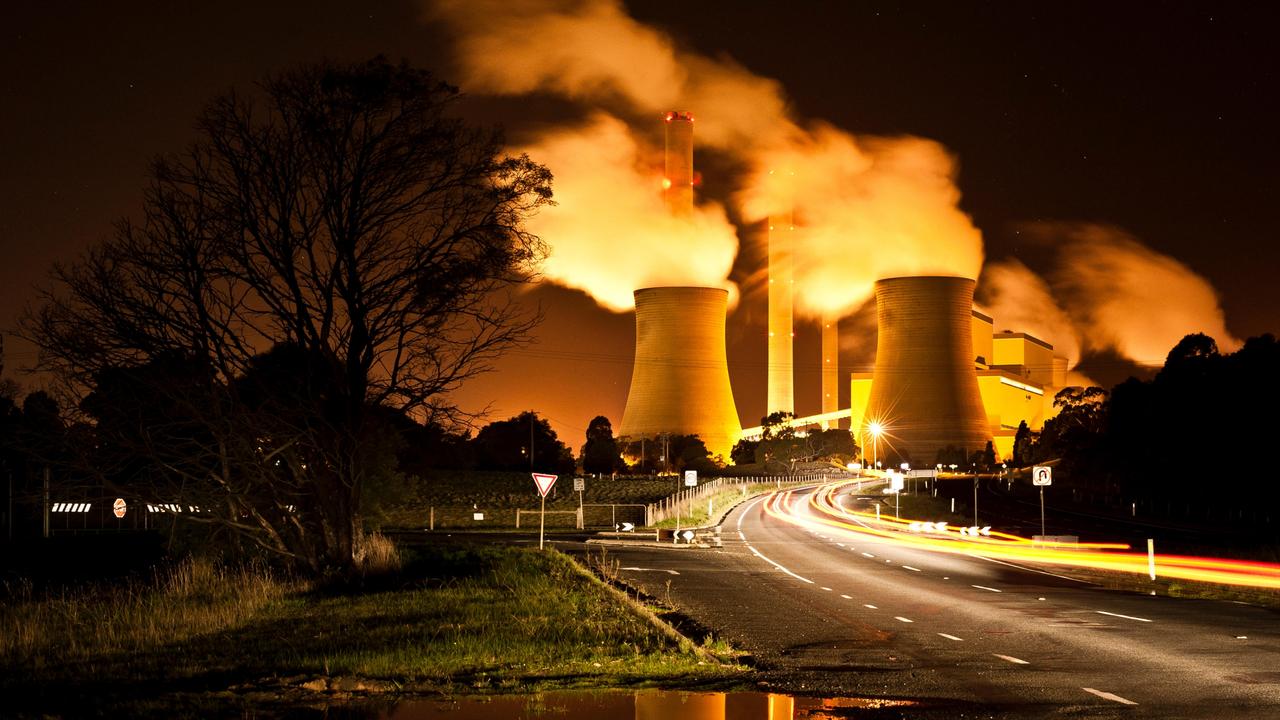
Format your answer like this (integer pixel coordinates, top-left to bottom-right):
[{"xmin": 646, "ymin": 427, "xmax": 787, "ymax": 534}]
[{"xmin": 1148, "ymin": 538, "xmax": 1157, "ymax": 580}]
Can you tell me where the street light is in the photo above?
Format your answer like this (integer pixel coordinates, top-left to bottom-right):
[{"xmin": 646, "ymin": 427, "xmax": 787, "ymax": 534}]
[{"xmin": 867, "ymin": 421, "xmax": 884, "ymax": 473}]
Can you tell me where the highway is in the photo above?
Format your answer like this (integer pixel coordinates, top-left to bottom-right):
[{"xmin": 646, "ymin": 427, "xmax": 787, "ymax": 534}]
[{"xmin": 596, "ymin": 483, "xmax": 1280, "ymax": 718}]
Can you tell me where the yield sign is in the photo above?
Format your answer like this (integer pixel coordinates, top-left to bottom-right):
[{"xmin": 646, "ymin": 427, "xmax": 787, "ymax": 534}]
[{"xmin": 532, "ymin": 473, "xmax": 558, "ymax": 497}]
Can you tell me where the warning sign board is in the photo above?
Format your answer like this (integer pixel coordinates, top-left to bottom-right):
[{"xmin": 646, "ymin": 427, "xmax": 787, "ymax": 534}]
[
  {"xmin": 532, "ymin": 473, "xmax": 558, "ymax": 497},
  {"xmin": 112, "ymin": 498, "xmax": 127, "ymax": 518}
]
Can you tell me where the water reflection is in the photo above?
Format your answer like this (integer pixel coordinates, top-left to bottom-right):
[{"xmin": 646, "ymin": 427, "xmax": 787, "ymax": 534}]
[{"xmin": 384, "ymin": 690, "xmax": 916, "ymax": 719}]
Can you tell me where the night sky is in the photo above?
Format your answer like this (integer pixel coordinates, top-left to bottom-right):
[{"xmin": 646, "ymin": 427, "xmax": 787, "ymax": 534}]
[{"xmin": 3, "ymin": 1, "xmax": 1277, "ymax": 447}]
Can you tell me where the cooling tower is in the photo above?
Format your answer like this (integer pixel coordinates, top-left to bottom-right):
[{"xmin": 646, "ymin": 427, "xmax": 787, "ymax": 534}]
[
  {"xmin": 767, "ymin": 211, "xmax": 794, "ymax": 415},
  {"xmin": 861, "ymin": 276, "xmax": 991, "ymax": 464},
  {"xmin": 618, "ymin": 287, "xmax": 741, "ymax": 460},
  {"xmin": 664, "ymin": 111, "xmax": 694, "ymax": 217}
]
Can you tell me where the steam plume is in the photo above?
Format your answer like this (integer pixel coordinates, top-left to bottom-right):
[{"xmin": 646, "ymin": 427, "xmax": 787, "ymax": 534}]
[
  {"xmin": 517, "ymin": 114, "xmax": 738, "ymax": 311},
  {"xmin": 977, "ymin": 258, "xmax": 1082, "ymax": 367}
]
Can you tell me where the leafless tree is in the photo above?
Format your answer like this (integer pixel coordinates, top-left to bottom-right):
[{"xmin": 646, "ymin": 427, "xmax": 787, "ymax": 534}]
[{"xmin": 20, "ymin": 58, "xmax": 552, "ymax": 574}]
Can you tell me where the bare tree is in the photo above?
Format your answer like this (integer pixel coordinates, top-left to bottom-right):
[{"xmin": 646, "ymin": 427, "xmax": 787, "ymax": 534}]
[{"xmin": 21, "ymin": 58, "xmax": 552, "ymax": 574}]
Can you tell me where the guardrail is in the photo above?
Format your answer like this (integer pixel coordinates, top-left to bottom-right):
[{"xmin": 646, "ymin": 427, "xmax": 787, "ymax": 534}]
[{"xmin": 646, "ymin": 474, "xmax": 843, "ymax": 526}]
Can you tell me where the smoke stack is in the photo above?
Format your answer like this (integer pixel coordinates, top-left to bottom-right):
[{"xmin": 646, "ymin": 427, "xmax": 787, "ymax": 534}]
[
  {"xmin": 767, "ymin": 208, "xmax": 794, "ymax": 415},
  {"xmin": 861, "ymin": 276, "xmax": 991, "ymax": 463},
  {"xmin": 618, "ymin": 287, "xmax": 742, "ymax": 459},
  {"xmin": 821, "ymin": 314, "xmax": 838, "ymax": 427},
  {"xmin": 663, "ymin": 111, "xmax": 694, "ymax": 217}
]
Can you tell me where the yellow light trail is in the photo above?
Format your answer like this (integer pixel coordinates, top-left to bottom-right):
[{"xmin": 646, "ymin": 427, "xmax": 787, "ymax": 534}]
[{"xmin": 762, "ymin": 480, "xmax": 1280, "ymax": 590}]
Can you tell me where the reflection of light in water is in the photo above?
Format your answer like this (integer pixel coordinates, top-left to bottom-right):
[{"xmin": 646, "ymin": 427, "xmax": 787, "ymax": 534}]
[
  {"xmin": 767, "ymin": 694, "xmax": 793, "ymax": 720},
  {"xmin": 635, "ymin": 690, "xmax": 725, "ymax": 720}
]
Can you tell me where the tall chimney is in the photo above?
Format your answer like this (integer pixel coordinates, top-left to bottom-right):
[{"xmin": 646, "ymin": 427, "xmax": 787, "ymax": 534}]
[
  {"xmin": 617, "ymin": 287, "xmax": 742, "ymax": 460},
  {"xmin": 860, "ymin": 276, "xmax": 991, "ymax": 464},
  {"xmin": 663, "ymin": 111, "xmax": 694, "ymax": 217},
  {"xmin": 767, "ymin": 208, "xmax": 794, "ymax": 416},
  {"xmin": 821, "ymin": 314, "xmax": 838, "ymax": 427}
]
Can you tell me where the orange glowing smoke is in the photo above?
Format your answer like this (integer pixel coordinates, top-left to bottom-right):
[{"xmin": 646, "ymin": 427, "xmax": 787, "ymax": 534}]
[{"xmin": 516, "ymin": 114, "xmax": 738, "ymax": 312}]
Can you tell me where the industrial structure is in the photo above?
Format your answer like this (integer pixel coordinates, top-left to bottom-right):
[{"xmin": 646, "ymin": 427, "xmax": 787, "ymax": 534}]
[
  {"xmin": 616, "ymin": 286, "xmax": 741, "ymax": 460},
  {"xmin": 853, "ymin": 276, "xmax": 991, "ymax": 465},
  {"xmin": 766, "ymin": 208, "xmax": 795, "ymax": 416}
]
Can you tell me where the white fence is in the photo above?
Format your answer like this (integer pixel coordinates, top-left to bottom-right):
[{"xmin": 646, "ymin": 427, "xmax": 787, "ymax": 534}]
[{"xmin": 645, "ymin": 474, "xmax": 836, "ymax": 526}]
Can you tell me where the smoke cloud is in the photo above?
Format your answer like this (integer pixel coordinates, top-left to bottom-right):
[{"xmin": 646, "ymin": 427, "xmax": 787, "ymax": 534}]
[
  {"xmin": 429, "ymin": 0, "xmax": 981, "ymax": 316},
  {"xmin": 741, "ymin": 128, "xmax": 985, "ymax": 318},
  {"xmin": 977, "ymin": 258, "xmax": 1082, "ymax": 367},
  {"xmin": 1041, "ymin": 224, "xmax": 1241, "ymax": 366},
  {"xmin": 517, "ymin": 114, "xmax": 738, "ymax": 311}
]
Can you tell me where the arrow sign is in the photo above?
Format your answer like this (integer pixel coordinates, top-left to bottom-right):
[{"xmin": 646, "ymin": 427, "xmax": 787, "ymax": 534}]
[
  {"xmin": 681, "ymin": 530, "xmax": 695, "ymax": 541},
  {"xmin": 980, "ymin": 526, "xmax": 992, "ymax": 536},
  {"xmin": 532, "ymin": 473, "xmax": 558, "ymax": 497},
  {"xmin": 620, "ymin": 522, "xmax": 635, "ymax": 532}
]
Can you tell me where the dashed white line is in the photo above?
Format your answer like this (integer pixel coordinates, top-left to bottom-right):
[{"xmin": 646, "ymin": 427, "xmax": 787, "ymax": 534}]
[
  {"xmin": 1082, "ymin": 687, "xmax": 1137, "ymax": 705},
  {"xmin": 836, "ymin": 543, "xmax": 846, "ymax": 547},
  {"xmin": 840, "ymin": 594, "xmax": 853, "ymax": 599},
  {"xmin": 894, "ymin": 616, "xmax": 913, "ymax": 623},
  {"xmin": 974, "ymin": 554, "xmax": 1095, "ymax": 584},
  {"xmin": 972, "ymin": 584, "xmax": 1003, "ymax": 593},
  {"xmin": 937, "ymin": 633, "xmax": 964, "ymax": 641},
  {"xmin": 994, "ymin": 654, "xmax": 1029, "ymax": 665},
  {"xmin": 1096, "ymin": 610, "xmax": 1152, "ymax": 623},
  {"xmin": 902, "ymin": 565, "xmax": 922, "ymax": 572},
  {"xmin": 862, "ymin": 552, "xmax": 876, "ymax": 558},
  {"xmin": 820, "ymin": 586, "xmax": 833, "ymax": 591},
  {"xmin": 864, "ymin": 604, "xmax": 878, "ymax": 609}
]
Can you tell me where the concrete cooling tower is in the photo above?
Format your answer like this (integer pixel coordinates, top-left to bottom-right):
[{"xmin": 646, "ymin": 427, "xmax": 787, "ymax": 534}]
[
  {"xmin": 861, "ymin": 276, "xmax": 991, "ymax": 464},
  {"xmin": 618, "ymin": 287, "xmax": 741, "ymax": 460}
]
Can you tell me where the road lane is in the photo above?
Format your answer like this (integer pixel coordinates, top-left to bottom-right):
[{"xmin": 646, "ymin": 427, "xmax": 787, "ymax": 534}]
[{"xmin": 595, "ymin": 485, "xmax": 1280, "ymax": 718}]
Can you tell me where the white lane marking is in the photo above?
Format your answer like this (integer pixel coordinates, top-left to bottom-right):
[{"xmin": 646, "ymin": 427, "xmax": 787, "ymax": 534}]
[
  {"xmin": 1082, "ymin": 688, "xmax": 1137, "ymax": 705},
  {"xmin": 862, "ymin": 552, "xmax": 876, "ymax": 558},
  {"xmin": 973, "ymin": 554, "xmax": 1095, "ymax": 584},
  {"xmin": 620, "ymin": 567, "xmax": 680, "ymax": 575},
  {"xmin": 746, "ymin": 545, "xmax": 815, "ymax": 584},
  {"xmin": 902, "ymin": 565, "xmax": 922, "ymax": 572},
  {"xmin": 864, "ymin": 604, "xmax": 878, "ymax": 609},
  {"xmin": 820, "ymin": 586, "xmax": 833, "ymax": 591},
  {"xmin": 1096, "ymin": 610, "xmax": 1152, "ymax": 623},
  {"xmin": 841, "ymin": 594, "xmax": 853, "ymax": 599},
  {"xmin": 894, "ymin": 616, "xmax": 914, "ymax": 623},
  {"xmin": 994, "ymin": 654, "xmax": 1029, "ymax": 665},
  {"xmin": 972, "ymin": 584, "xmax": 1003, "ymax": 593},
  {"xmin": 836, "ymin": 543, "xmax": 846, "ymax": 547},
  {"xmin": 1237, "ymin": 635, "xmax": 1248, "ymax": 639},
  {"xmin": 937, "ymin": 633, "xmax": 964, "ymax": 641},
  {"xmin": 737, "ymin": 531, "xmax": 746, "ymax": 540}
]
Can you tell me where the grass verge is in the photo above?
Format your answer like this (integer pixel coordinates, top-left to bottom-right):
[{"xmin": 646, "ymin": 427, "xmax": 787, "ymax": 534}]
[{"xmin": 0, "ymin": 541, "xmax": 743, "ymax": 716}]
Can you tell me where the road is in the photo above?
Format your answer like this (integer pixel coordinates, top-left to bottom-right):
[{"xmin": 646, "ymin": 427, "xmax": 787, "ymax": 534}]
[{"xmin": 589, "ymin": 483, "xmax": 1280, "ymax": 718}]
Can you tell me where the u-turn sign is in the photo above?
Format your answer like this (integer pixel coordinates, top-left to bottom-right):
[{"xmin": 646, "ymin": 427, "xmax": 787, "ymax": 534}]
[{"xmin": 1033, "ymin": 466, "xmax": 1052, "ymax": 486}]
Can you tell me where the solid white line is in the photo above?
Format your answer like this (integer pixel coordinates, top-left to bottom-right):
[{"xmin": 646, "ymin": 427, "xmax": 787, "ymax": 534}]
[
  {"xmin": 937, "ymin": 633, "xmax": 964, "ymax": 641},
  {"xmin": 1082, "ymin": 687, "xmax": 1137, "ymax": 705},
  {"xmin": 862, "ymin": 552, "xmax": 876, "ymax": 558},
  {"xmin": 737, "ymin": 531, "xmax": 745, "ymax": 540},
  {"xmin": 972, "ymin": 554, "xmax": 1095, "ymax": 584},
  {"xmin": 841, "ymin": 594, "xmax": 853, "ymax": 599},
  {"xmin": 902, "ymin": 565, "xmax": 922, "ymax": 572},
  {"xmin": 972, "ymin": 584, "xmax": 1003, "ymax": 593},
  {"xmin": 1096, "ymin": 610, "xmax": 1152, "ymax": 623},
  {"xmin": 747, "ymin": 545, "xmax": 815, "ymax": 584},
  {"xmin": 994, "ymin": 654, "xmax": 1029, "ymax": 665},
  {"xmin": 894, "ymin": 616, "xmax": 913, "ymax": 623},
  {"xmin": 864, "ymin": 604, "xmax": 878, "ymax": 609},
  {"xmin": 820, "ymin": 586, "xmax": 833, "ymax": 591},
  {"xmin": 620, "ymin": 567, "xmax": 680, "ymax": 575}
]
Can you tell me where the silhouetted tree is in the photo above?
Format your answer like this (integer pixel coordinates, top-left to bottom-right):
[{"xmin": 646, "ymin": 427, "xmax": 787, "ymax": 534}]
[
  {"xmin": 19, "ymin": 58, "xmax": 551, "ymax": 575},
  {"xmin": 729, "ymin": 437, "xmax": 760, "ymax": 466},
  {"xmin": 473, "ymin": 411, "xmax": 574, "ymax": 476},
  {"xmin": 581, "ymin": 415, "xmax": 623, "ymax": 474}
]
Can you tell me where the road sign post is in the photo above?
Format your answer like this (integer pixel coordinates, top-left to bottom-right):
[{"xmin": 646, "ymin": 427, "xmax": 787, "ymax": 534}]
[
  {"xmin": 532, "ymin": 473, "xmax": 558, "ymax": 549},
  {"xmin": 573, "ymin": 477, "xmax": 585, "ymax": 529},
  {"xmin": 1032, "ymin": 466, "xmax": 1052, "ymax": 537}
]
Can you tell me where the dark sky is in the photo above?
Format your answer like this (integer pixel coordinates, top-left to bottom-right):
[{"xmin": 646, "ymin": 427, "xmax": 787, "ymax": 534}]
[{"xmin": 3, "ymin": 1, "xmax": 1277, "ymax": 446}]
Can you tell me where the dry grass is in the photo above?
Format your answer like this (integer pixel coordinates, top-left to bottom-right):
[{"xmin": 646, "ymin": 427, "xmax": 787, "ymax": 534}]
[
  {"xmin": 353, "ymin": 530, "xmax": 402, "ymax": 576},
  {"xmin": 0, "ymin": 557, "xmax": 296, "ymax": 669}
]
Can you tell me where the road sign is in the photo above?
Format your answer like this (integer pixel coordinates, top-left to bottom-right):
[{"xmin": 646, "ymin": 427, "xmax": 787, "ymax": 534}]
[
  {"xmin": 1033, "ymin": 466, "xmax": 1052, "ymax": 486},
  {"xmin": 112, "ymin": 498, "xmax": 127, "ymax": 519},
  {"xmin": 907, "ymin": 469, "xmax": 937, "ymax": 478},
  {"xmin": 532, "ymin": 473, "xmax": 558, "ymax": 497},
  {"xmin": 573, "ymin": 477, "xmax": 585, "ymax": 492},
  {"xmin": 617, "ymin": 522, "xmax": 635, "ymax": 532},
  {"xmin": 889, "ymin": 473, "xmax": 904, "ymax": 492},
  {"xmin": 473, "ymin": 512, "xmax": 484, "ymax": 521},
  {"xmin": 681, "ymin": 530, "xmax": 694, "ymax": 541},
  {"xmin": 684, "ymin": 470, "xmax": 697, "ymax": 487}
]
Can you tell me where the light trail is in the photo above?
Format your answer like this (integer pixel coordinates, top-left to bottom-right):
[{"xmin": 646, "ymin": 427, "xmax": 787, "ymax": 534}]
[{"xmin": 760, "ymin": 481, "xmax": 1280, "ymax": 590}]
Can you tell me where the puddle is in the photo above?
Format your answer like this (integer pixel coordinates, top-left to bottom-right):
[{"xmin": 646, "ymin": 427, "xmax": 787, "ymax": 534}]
[{"xmin": 383, "ymin": 690, "xmax": 918, "ymax": 719}]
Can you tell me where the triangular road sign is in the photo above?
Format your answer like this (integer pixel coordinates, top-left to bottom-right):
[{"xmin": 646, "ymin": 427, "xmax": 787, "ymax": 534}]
[{"xmin": 532, "ymin": 473, "xmax": 558, "ymax": 497}]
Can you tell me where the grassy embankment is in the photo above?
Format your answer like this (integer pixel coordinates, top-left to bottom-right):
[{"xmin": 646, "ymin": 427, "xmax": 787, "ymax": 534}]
[
  {"xmin": 652, "ymin": 483, "xmax": 786, "ymax": 529},
  {"xmin": 0, "ymin": 542, "xmax": 743, "ymax": 715}
]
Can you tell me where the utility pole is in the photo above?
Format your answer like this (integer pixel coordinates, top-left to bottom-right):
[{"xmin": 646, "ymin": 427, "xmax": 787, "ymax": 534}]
[
  {"xmin": 42, "ymin": 466, "xmax": 50, "ymax": 539},
  {"xmin": 529, "ymin": 414, "xmax": 535, "ymax": 471},
  {"xmin": 973, "ymin": 475, "xmax": 979, "ymax": 527}
]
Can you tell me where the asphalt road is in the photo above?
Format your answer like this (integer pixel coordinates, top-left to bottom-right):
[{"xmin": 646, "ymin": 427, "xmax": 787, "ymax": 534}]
[{"xmin": 589, "ymin": 484, "xmax": 1280, "ymax": 719}]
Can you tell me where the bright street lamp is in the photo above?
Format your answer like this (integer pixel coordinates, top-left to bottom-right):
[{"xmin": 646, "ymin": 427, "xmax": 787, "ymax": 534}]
[{"xmin": 867, "ymin": 421, "xmax": 884, "ymax": 472}]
